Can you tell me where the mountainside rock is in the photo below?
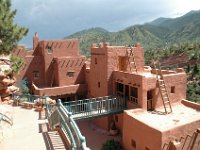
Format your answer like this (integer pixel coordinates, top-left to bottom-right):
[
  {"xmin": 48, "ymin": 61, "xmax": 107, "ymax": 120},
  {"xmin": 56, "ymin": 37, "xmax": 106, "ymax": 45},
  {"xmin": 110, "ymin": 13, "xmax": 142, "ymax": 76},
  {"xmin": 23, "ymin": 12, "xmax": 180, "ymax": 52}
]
[{"xmin": 0, "ymin": 55, "xmax": 19, "ymax": 103}]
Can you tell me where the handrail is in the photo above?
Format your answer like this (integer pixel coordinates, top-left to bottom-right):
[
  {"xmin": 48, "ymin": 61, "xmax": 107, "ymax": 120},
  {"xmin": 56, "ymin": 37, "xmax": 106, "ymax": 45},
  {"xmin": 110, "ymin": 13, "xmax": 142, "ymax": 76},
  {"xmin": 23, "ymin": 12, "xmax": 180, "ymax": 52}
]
[
  {"xmin": 162, "ymin": 142, "xmax": 169, "ymax": 150},
  {"xmin": 182, "ymin": 134, "xmax": 192, "ymax": 149},
  {"xmin": 57, "ymin": 106, "xmax": 78, "ymax": 149},
  {"xmin": 12, "ymin": 93, "xmax": 47, "ymax": 103},
  {"xmin": 0, "ymin": 112, "xmax": 13, "ymax": 126},
  {"xmin": 45, "ymin": 98, "xmax": 90, "ymax": 150},
  {"xmin": 58, "ymin": 100, "xmax": 89, "ymax": 150},
  {"xmin": 63, "ymin": 96, "xmax": 112, "ymax": 105},
  {"xmin": 162, "ymin": 129, "xmax": 200, "ymax": 150},
  {"xmin": 64, "ymin": 97, "xmax": 125, "ymax": 119}
]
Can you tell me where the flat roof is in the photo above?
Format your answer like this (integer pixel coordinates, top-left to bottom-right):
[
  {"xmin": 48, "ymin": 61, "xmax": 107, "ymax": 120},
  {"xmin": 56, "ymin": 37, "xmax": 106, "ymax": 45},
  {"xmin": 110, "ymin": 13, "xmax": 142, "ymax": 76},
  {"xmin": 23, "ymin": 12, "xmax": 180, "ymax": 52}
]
[{"xmin": 125, "ymin": 102, "xmax": 200, "ymax": 132}]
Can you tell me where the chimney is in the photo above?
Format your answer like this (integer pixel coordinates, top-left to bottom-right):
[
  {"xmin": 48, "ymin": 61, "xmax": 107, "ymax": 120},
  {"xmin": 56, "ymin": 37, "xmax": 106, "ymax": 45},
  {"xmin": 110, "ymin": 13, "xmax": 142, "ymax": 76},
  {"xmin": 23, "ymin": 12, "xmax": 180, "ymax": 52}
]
[{"xmin": 33, "ymin": 32, "xmax": 39, "ymax": 50}]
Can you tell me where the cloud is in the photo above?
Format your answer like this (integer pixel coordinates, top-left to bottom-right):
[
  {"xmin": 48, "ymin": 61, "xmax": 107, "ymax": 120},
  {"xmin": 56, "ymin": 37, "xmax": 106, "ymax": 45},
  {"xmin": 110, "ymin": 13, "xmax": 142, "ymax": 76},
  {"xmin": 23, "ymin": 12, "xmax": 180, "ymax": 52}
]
[{"xmin": 11, "ymin": 0, "xmax": 199, "ymax": 47}]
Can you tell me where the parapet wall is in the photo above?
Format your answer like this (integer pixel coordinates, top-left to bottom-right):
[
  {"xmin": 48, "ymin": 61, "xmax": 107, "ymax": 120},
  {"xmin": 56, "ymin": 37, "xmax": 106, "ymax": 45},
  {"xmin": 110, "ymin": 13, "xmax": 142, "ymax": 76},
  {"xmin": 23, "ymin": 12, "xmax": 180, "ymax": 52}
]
[
  {"xmin": 123, "ymin": 110, "xmax": 162, "ymax": 150},
  {"xmin": 42, "ymin": 39, "xmax": 80, "ymax": 57},
  {"xmin": 151, "ymin": 68, "xmax": 185, "ymax": 75},
  {"xmin": 181, "ymin": 99, "xmax": 200, "ymax": 110}
]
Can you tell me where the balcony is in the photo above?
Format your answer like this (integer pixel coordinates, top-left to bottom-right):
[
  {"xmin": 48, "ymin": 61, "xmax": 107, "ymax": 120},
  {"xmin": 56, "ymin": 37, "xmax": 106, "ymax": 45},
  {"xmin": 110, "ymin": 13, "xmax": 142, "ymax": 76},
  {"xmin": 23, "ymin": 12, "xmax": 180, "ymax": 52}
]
[{"xmin": 32, "ymin": 84, "xmax": 87, "ymax": 96}]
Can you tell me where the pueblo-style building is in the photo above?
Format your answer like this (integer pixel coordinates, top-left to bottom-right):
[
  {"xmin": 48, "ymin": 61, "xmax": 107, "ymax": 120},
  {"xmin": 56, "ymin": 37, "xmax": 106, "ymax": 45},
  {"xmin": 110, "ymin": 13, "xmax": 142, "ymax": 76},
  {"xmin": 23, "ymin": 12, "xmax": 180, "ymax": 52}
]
[{"xmin": 13, "ymin": 33, "xmax": 200, "ymax": 150}]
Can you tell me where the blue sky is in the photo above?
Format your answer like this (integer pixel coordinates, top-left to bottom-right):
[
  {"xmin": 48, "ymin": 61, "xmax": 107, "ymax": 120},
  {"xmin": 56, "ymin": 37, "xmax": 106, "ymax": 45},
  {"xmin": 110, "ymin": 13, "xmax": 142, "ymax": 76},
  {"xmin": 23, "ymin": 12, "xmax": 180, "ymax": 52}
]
[{"xmin": 12, "ymin": 0, "xmax": 200, "ymax": 47}]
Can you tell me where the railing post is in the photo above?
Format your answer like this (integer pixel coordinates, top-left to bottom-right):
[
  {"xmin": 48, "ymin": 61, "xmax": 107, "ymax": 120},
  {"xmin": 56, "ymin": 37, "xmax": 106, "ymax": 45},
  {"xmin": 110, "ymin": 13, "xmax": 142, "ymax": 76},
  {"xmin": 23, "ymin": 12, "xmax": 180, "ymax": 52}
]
[
  {"xmin": 57, "ymin": 99, "xmax": 62, "ymax": 107},
  {"xmin": 107, "ymin": 99, "xmax": 110, "ymax": 112}
]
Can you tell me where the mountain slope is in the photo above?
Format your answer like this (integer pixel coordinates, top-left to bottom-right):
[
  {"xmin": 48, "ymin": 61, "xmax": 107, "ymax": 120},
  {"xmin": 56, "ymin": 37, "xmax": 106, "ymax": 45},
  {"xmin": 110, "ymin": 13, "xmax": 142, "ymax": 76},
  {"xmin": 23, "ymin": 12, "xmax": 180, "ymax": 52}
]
[
  {"xmin": 64, "ymin": 10, "xmax": 200, "ymax": 57},
  {"xmin": 149, "ymin": 17, "xmax": 171, "ymax": 26}
]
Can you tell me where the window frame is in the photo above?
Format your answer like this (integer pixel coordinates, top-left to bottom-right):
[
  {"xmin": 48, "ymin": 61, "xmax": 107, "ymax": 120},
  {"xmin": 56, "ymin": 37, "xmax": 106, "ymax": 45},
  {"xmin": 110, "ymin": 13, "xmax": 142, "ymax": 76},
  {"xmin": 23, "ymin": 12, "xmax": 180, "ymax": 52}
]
[
  {"xmin": 171, "ymin": 86, "xmax": 175, "ymax": 93},
  {"xmin": 67, "ymin": 71, "xmax": 75, "ymax": 77}
]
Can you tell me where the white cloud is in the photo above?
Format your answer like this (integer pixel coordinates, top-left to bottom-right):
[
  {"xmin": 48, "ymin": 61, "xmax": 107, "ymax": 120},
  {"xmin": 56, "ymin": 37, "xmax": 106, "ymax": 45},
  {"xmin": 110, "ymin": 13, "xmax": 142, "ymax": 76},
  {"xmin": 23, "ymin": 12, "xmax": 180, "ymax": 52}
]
[{"xmin": 171, "ymin": 0, "xmax": 200, "ymax": 17}]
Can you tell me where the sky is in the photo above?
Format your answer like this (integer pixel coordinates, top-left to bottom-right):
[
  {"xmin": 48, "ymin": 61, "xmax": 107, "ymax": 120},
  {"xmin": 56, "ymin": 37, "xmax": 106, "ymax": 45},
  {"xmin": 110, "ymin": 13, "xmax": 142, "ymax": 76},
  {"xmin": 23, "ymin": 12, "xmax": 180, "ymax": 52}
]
[{"xmin": 12, "ymin": 0, "xmax": 200, "ymax": 48}]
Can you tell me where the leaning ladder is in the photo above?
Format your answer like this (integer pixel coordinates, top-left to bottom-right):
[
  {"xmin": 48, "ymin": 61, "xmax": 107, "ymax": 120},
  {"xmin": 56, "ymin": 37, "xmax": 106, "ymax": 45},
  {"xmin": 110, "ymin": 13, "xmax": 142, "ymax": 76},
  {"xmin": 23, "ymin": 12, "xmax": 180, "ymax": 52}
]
[
  {"xmin": 154, "ymin": 61, "xmax": 172, "ymax": 114},
  {"xmin": 126, "ymin": 47, "xmax": 137, "ymax": 73}
]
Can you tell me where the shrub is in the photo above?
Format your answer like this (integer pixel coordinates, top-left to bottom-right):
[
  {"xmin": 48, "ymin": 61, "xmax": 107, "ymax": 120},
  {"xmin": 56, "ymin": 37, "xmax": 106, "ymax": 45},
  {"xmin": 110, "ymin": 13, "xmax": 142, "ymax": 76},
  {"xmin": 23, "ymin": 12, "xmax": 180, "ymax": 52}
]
[{"xmin": 102, "ymin": 139, "xmax": 123, "ymax": 150}]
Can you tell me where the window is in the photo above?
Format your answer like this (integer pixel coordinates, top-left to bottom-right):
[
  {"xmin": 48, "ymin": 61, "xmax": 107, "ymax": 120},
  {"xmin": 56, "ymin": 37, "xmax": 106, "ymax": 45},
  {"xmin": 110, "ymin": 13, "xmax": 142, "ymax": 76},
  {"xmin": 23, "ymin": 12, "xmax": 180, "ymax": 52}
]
[
  {"xmin": 171, "ymin": 86, "xmax": 175, "ymax": 93},
  {"xmin": 33, "ymin": 71, "xmax": 39, "ymax": 79},
  {"xmin": 95, "ymin": 58, "xmax": 97, "ymax": 64},
  {"xmin": 119, "ymin": 56, "xmax": 127, "ymax": 71},
  {"xmin": 98, "ymin": 82, "xmax": 101, "ymax": 88},
  {"xmin": 116, "ymin": 82, "xmax": 124, "ymax": 97},
  {"xmin": 130, "ymin": 87, "xmax": 138, "ymax": 104},
  {"xmin": 131, "ymin": 139, "xmax": 136, "ymax": 149},
  {"xmin": 47, "ymin": 46, "xmax": 52, "ymax": 53},
  {"xmin": 67, "ymin": 71, "xmax": 75, "ymax": 77},
  {"xmin": 117, "ymin": 82, "xmax": 123, "ymax": 92}
]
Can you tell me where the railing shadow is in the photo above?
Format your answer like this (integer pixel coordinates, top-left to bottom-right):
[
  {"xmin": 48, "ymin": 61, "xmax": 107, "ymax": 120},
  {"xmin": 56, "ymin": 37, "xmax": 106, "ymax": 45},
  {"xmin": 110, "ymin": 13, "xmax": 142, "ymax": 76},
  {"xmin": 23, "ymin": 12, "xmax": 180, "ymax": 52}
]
[
  {"xmin": 38, "ymin": 112, "xmax": 67, "ymax": 150},
  {"xmin": 149, "ymin": 110, "xmax": 167, "ymax": 115}
]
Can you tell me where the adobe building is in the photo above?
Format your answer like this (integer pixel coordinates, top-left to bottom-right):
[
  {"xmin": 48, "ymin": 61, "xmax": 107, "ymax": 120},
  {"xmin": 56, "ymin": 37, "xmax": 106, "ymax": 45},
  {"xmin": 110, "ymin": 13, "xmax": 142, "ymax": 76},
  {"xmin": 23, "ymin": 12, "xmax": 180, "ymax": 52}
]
[
  {"xmin": 13, "ymin": 33, "xmax": 200, "ymax": 150},
  {"xmin": 13, "ymin": 32, "xmax": 87, "ymax": 101}
]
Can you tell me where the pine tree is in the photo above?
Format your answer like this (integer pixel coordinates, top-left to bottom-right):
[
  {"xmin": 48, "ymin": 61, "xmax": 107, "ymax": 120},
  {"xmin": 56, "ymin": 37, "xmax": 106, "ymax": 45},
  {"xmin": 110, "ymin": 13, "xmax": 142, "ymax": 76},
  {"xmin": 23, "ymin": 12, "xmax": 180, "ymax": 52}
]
[
  {"xmin": 10, "ymin": 54, "xmax": 25, "ymax": 74},
  {"xmin": 0, "ymin": 0, "xmax": 28, "ymax": 54}
]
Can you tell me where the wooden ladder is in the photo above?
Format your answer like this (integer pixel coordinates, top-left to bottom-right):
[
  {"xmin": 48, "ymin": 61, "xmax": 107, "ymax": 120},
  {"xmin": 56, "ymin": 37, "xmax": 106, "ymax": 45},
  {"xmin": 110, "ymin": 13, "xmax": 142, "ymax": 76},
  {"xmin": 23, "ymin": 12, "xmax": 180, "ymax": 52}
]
[
  {"xmin": 183, "ymin": 128, "xmax": 200, "ymax": 150},
  {"xmin": 126, "ymin": 47, "xmax": 138, "ymax": 73},
  {"xmin": 154, "ymin": 61, "xmax": 172, "ymax": 114},
  {"xmin": 163, "ymin": 128, "xmax": 200, "ymax": 150}
]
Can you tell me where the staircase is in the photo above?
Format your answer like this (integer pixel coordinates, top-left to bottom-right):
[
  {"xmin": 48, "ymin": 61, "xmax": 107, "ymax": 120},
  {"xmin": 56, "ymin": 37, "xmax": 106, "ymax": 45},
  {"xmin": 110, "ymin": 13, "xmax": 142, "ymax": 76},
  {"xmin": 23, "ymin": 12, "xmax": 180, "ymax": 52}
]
[
  {"xmin": 182, "ymin": 129, "xmax": 200, "ymax": 150},
  {"xmin": 46, "ymin": 100, "xmax": 90, "ymax": 150},
  {"xmin": 126, "ymin": 47, "xmax": 137, "ymax": 73},
  {"xmin": 162, "ymin": 128, "xmax": 200, "ymax": 150},
  {"xmin": 153, "ymin": 61, "xmax": 172, "ymax": 114}
]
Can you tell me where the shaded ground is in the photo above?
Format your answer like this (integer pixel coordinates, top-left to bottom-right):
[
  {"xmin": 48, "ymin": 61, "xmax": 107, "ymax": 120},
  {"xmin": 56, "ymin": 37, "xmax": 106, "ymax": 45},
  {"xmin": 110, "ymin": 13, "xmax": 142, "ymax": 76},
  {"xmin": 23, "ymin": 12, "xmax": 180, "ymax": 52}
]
[{"xmin": 77, "ymin": 120, "xmax": 121, "ymax": 150}]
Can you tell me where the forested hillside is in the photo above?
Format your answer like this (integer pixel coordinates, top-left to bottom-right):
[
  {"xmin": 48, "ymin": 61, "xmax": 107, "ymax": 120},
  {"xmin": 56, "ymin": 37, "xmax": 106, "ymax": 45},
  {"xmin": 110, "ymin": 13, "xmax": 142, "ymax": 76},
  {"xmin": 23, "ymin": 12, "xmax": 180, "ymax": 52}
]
[{"xmin": 65, "ymin": 10, "xmax": 200, "ymax": 58}]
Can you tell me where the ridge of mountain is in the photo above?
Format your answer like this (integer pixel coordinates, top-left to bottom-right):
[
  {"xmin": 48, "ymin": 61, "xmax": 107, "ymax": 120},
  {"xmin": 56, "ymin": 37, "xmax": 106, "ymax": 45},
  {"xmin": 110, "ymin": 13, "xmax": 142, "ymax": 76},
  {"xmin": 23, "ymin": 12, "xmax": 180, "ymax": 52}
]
[{"xmin": 64, "ymin": 10, "xmax": 200, "ymax": 57}]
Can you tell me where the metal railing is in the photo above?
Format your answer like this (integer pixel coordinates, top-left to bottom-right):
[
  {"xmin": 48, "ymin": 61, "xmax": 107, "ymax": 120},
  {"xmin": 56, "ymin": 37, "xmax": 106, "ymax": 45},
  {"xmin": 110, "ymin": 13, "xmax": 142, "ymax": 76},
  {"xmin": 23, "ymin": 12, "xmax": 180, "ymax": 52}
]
[
  {"xmin": 63, "ymin": 96, "xmax": 126, "ymax": 120},
  {"xmin": 46, "ymin": 99, "xmax": 90, "ymax": 150},
  {"xmin": 0, "ymin": 112, "xmax": 13, "ymax": 126},
  {"xmin": 12, "ymin": 93, "xmax": 47, "ymax": 105}
]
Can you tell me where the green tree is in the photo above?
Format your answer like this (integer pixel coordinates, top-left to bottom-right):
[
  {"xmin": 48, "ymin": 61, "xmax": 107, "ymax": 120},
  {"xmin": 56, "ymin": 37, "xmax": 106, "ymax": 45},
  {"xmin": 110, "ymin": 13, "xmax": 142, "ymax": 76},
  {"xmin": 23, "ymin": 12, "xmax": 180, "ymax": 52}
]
[
  {"xmin": 0, "ymin": 0, "xmax": 28, "ymax": 54},
  {"xmin": 10, "ymin": 54, "xmax": 25, "ymax": 74}
]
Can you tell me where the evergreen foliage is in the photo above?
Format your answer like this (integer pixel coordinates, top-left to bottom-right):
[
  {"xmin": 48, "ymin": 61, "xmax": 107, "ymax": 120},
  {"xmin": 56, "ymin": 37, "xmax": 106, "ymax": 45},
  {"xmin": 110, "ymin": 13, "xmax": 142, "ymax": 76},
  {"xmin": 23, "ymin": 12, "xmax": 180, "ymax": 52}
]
[
  {"xmin": 102, "ymin": 139, "xmax": 123, "ymax": 150},
  {"xmin": 21, "ymin": 78, "xmax": 29, "ymax": 94},
  {"xmin": 0, "ymin": 0, "xmax": 28, "ymax": 54},
  {"xmin": 10, "ymin": 54, "xmax": 25, "ymax": 74}
]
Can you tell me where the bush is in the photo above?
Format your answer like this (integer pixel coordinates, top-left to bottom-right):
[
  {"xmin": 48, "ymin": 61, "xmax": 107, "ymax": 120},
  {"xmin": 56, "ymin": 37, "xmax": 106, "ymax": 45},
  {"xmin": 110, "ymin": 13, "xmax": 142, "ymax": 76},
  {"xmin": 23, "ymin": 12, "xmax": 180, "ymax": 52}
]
[
  {"xmin": 187, "ymin": 83, "xmax": 200, "ymax": 103},
  {"xmin": 102, "ymin": 139, "xmax": 123, "ymax": 150}
]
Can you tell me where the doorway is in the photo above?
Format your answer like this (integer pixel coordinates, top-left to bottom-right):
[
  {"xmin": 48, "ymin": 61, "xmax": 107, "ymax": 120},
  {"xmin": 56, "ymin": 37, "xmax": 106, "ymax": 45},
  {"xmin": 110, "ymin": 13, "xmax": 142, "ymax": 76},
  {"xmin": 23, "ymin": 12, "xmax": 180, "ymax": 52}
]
[
  {"xmin": 119, "ymin": 56, "xmax": 127, "ymax": 71},
  {"xmin": 147, "ymin": 90, "xmax": 153, "ymax": 111},
  {"xmin": 125, "ymin": 85, "xmax": 129, "ymax": 101}
]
